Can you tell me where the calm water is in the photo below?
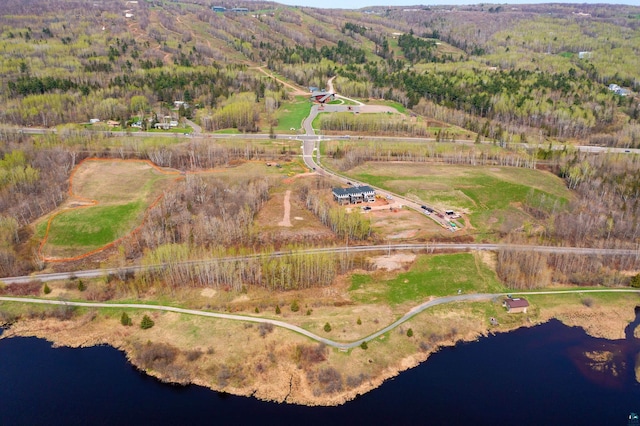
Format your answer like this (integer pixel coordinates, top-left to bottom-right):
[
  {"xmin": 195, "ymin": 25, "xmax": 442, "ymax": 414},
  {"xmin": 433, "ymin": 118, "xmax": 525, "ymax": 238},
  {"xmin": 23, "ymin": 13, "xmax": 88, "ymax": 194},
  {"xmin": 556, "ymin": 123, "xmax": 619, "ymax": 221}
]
[{"xmin": 1, "ymin": 320, "xmax": 639, "ymax": 425}]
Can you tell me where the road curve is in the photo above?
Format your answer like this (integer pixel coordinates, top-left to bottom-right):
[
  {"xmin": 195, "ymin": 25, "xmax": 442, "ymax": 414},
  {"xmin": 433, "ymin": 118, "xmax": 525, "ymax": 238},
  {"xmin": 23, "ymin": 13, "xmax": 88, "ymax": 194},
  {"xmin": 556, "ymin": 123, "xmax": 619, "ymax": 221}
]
[{"xmin": 2, "ymin": 289, "xmax": 639, "ymax": 349}]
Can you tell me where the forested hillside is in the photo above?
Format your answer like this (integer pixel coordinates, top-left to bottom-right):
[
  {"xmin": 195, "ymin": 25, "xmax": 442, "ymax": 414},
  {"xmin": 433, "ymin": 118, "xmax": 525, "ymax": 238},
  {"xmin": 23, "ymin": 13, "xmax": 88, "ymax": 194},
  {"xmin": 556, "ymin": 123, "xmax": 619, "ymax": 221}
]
[
  {"xmin": 1, "ymin": 0, "xmax": 640, "ymax": 283},
  {"xmin": 0, "ymin": 0, "xmax": 638, "ymax": 145}
]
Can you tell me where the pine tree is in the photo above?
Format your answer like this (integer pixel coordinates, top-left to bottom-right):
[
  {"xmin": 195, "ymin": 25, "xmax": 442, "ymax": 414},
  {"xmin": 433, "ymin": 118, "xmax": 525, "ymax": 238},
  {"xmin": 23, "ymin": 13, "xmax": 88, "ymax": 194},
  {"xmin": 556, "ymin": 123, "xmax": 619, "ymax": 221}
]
[
  {"xmin": 360, "ymin": 341, "xmax": 368, "ymax": 350},
  {"xmin": 121, "ymin": 312, "xmax": 132, "ymax": 326},
  {"xmin": 290, "ymin": 300, "xmax": 300, "ymax": 312},
  {"xmin": 43, "ymin": 283, "xmax": 51, "ymax": 294},
  {"xmin": 407, "ymin": 328, "xmax": 414, "ymax": 337},
  {"xmin": 140, "ymin": 314, "xmax": 155, "ymax": 329},
  {"xmin": 324, "ymin": 322, "xmax": 331, "ymax": 332},
  {"xmin": 77, "ymin": 280, "xmax": 86, "ymax": 292},
  {"xmin": 275, "ymin": 305, "xmax": 281, "ymax": 315}
]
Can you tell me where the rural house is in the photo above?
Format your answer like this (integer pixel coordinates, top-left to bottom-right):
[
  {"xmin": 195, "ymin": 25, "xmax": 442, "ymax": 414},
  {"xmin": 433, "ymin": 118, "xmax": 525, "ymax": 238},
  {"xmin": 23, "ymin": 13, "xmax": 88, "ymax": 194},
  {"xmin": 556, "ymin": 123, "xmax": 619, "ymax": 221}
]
[
  {"xmin": 503, "ymin": 297, "xmax": 529, "ymax": 313},
  {"xmin": 332, "ymin": 186, "xmax": 376, "ymax": 205}
]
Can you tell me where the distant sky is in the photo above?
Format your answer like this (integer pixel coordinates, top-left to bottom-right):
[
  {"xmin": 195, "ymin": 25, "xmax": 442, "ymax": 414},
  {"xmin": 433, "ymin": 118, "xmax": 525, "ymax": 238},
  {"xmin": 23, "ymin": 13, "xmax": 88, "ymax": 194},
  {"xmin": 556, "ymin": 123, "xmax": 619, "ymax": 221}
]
[{"xmin": 275, "ymin": 0, "xmax": 639, "ymax": 9}]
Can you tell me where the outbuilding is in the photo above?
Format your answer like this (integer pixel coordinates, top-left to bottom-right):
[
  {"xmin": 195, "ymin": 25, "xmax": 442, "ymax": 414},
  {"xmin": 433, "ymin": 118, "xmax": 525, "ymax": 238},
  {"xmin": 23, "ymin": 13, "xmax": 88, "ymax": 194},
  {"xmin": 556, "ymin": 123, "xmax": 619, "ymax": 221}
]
[{"xmin": 503, "ymin": 297, "xmax": 529, "ymax": 313}]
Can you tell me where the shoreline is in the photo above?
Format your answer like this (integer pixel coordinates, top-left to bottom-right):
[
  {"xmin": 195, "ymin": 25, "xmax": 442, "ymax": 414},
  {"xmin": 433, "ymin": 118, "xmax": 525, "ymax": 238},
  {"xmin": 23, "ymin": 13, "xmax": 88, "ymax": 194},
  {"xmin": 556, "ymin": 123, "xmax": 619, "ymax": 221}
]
[{"xmin": 1, "ymin": 295, "xmax": 638, "ymax": 406}]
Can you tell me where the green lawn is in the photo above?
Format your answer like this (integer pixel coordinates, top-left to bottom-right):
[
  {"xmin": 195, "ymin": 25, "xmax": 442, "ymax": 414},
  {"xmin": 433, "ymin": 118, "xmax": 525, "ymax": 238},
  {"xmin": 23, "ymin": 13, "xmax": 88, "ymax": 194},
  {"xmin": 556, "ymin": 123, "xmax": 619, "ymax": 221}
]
[
  {"xmin": 45, "ymin": 202, "xmax": 143, "ymax": 250},
  {"xmin": 347, "ymin": 163, "xmax": 571, "ymax": 238},
  {"xmin": 350, "ymin": 253, "xmax": 505, "ymax": 305},
  {"xmin": 275, "ymin": 96, "xmax": 312, "ymax": 131},
  {"xmin": 38, "ymin": 160, "xmax": 176, "ymax": 258}
]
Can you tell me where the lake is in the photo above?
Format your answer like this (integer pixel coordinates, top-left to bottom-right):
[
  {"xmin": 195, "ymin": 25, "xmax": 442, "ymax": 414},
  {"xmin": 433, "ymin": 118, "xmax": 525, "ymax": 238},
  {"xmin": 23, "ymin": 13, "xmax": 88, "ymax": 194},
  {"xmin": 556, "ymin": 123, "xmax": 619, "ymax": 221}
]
[{"xmin": 1, "ymin": 319, "xmax": 639, "ymax": 425}]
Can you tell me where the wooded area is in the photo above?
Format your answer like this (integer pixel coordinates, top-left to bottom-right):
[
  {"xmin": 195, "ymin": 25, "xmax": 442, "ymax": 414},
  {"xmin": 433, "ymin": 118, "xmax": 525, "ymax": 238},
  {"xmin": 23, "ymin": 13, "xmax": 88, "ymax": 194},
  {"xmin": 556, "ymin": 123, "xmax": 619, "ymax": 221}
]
[{"xmin": 1, "ymin": 0, "xmax": 639, "ymax": 291}]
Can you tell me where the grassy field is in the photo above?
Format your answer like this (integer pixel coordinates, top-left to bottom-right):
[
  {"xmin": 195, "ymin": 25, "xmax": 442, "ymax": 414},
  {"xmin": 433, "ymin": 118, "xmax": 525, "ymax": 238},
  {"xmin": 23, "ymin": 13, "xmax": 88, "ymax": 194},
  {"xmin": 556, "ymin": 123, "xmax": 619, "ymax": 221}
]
[
  {"xmin": 344, "ymin": 162, "xmax": 571, "ymax": 238},
  {"xmin": 38, "ymin": 160, "xmax": 176, "ymax": 259},
  {"xmin": 350, "ymin": 252, "xmax": 505, "ymax": 306},
  {"xmin": 275, "ymin": 96, "xmax": 312, "ymax": 132}
]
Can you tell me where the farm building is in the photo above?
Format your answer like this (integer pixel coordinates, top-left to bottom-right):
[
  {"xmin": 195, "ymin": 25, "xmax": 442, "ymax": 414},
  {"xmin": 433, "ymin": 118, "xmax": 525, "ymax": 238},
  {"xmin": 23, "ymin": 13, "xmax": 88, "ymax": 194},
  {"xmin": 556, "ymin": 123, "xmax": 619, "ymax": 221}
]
[
  {"xmin": 503, "ymin": 297, "xmax": 529, "ymax": 313},
  {"xmin": 332, "ymin": 186, "xmax": 376, "ymax": 205}
]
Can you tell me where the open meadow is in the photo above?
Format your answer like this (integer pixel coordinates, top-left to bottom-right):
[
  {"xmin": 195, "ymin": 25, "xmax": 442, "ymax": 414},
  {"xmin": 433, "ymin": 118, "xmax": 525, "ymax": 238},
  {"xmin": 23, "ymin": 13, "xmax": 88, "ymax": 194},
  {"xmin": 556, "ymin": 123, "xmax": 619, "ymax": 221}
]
[
  {"xmin": 342, "ymin": 162, "xmax": 572, "ymax": 239},
  {"xmin": 36, "ymin": 159, "xmax": 178, "ymax": 260}
]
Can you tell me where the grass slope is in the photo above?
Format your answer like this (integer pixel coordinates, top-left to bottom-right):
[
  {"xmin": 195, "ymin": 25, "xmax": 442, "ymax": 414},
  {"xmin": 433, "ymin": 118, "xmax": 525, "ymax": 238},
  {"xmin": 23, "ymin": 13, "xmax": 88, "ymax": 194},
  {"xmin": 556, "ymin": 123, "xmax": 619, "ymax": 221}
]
[
  {"xmin": 350, "ymin": 253, "xmax": 505, "ymax": 306},
  {"xmin": 39, "ymin": 160, "xmax": 175, "ymax": 258}
]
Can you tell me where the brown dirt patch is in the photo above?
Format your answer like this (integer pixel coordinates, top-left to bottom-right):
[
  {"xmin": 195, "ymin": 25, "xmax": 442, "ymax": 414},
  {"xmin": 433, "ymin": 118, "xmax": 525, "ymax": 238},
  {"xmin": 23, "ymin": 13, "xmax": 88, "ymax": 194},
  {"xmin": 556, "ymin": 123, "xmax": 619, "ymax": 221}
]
[{"xmin": 370, "ymin": 253, "xmax": 416, "ymax": 271}]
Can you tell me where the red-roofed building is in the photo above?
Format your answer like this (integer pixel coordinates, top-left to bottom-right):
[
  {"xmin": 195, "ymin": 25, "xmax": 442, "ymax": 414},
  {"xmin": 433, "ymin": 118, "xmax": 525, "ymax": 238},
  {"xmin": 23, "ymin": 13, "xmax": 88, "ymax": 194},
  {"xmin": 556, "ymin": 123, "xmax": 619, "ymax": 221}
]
[{"xmin": 503, "ymin": 297, "xmax": 529, "ymax": 313}]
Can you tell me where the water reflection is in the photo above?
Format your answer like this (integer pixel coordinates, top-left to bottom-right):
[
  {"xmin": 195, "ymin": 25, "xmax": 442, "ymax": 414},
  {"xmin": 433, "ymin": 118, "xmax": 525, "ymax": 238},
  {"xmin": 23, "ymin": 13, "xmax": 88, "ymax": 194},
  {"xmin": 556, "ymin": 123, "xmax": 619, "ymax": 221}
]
[{"xmin": 568, "ymin": 306, "xmax": 640, "ymax": 389}]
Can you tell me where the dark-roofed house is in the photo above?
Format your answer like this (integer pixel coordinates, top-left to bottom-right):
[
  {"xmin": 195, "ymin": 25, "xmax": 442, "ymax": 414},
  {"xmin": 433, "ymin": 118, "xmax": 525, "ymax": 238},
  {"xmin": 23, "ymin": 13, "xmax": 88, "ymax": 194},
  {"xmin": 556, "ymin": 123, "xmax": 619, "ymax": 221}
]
[
  {"xmin": 503, "ymin": 297, "xmax": 529, "ymax": 313},
  {"xmin": 332, "ymin": 185, "xmax": 376, "ymax": 205},
  {"xmin": 332, "ymin": 187, "xmax": 351, "ymax": 205}
]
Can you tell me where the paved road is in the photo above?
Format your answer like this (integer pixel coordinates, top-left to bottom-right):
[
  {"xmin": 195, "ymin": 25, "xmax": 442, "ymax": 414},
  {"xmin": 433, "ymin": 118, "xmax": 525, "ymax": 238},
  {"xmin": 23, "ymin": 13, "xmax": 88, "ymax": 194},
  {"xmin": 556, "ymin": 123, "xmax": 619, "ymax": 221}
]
[
  {"xmin": 2, "ymin": 243, "xmax": 638, "ymax": 285},
  {"xmin": 3, "ymin": 288, "xmax": 639, "ymax": 349},
  {"xmin": 6, "ymin": 127, "xmax": 640, "ymax": 155}
]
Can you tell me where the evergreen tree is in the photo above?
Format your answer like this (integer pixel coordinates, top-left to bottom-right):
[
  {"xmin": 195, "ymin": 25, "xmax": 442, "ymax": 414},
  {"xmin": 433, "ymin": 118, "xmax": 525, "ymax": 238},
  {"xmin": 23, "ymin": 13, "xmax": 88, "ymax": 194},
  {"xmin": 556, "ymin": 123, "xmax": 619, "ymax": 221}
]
[
  {"xmin": 324, "ymin": 322, "xmax": 331, "ymax": 332},
  {"xmin": 140, "ymin": 314, "xmax": 155, "ymax": 329},
  {"xmin": 121, "ymin": 312, "xmax": 132, "ymax": 326},
  {"xmin": 43, "ymin": 283, "xmax": 51, "ymax": 294}
]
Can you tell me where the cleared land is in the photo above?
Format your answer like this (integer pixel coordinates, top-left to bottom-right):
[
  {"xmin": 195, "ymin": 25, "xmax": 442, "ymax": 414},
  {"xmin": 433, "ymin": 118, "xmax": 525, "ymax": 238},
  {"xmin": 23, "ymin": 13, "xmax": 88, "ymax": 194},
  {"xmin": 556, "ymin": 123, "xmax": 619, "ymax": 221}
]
[
  {"xmin": 344, "ymin": 162, "xmax": 572, "ymax": 238},
  {"xmin": 37, "ymin": 159, "xmax": 178, "ymax": 259}
]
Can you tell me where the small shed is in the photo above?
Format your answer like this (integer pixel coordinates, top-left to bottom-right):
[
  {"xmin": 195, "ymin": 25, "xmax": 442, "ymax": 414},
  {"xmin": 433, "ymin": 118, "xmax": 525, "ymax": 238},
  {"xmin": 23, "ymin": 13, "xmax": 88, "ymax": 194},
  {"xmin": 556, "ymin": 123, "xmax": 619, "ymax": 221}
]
[{"xmin": 503, "ymin": 297, "xmax": 529, "ymax": 314}]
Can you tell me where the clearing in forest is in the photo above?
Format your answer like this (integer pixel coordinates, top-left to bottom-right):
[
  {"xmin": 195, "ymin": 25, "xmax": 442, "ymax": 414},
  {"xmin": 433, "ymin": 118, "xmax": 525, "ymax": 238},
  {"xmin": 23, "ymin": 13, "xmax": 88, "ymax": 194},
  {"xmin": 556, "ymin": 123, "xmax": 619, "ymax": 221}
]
[
  {"xmin": 37, "ymin": 159, "xmax": 179, "ymax": 261},
  {"xmin": 346, "ymin": 163, "xmax": 573, "ymax": 238},
  {"xmin": 349, "ymin": 252, "xmax": 506, "ymax": 308}
]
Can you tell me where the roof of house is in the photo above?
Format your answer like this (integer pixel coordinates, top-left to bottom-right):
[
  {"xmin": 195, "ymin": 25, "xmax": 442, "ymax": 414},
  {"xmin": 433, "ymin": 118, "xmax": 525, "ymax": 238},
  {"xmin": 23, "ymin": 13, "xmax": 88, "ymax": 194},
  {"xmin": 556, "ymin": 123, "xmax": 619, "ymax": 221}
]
[
  {"xmin": 505, "ymin": 297, "xmax": 529, "ymax": 309},
  {"xmin": 332, "ymin": 185, "xmax": 375, "ymax": 197}
]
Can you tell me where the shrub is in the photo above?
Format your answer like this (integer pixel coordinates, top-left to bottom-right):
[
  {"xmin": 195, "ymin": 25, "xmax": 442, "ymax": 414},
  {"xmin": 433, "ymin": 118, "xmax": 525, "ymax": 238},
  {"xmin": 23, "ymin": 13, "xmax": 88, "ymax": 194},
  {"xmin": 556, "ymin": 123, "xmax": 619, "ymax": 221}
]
[
  {"xmin": 254, "ymin": 307, "xmax": 259, "ymax": 313},
  {"xmin": 77, "ymin": 280, "xmax": 86, "ymax": 292},
  {"xmin": 290, "ymin": 300, "xmax": 300, "ymax": 312},
  {"xmin": 631, "ymin": 274, "xmax": 640, "ymax": 288},
  {"xmin": 323, "ymin": 322, "xmax": 331, "ymax": 332},
  {"xmin": 306, "ymin": 309, "xmax": 312, "ymax": 315},
  {"xmin": 217, "ymin": 365, "xmax": 231, "ymax": 387},
  {"xmin": 360, "ymin": 341, "xmax": 368, "ymax": 350},
  {"xmin": 134, "ymin": 341, "xmax": 177, "ymax": 370},
  {"xmin": 407, "ymin": 328, "xmax": 414, "ymax": 337},
  {"xmin": 43, "ymin": 283, "xmax": 51, "ymax": 294},
  {"xmin": 49, "ymin": 305, "xmax": 75, "ymax": 320},
  {"xmin": 258, "ymin": 322, "xmax": 274, "ymax": 337},
  {"xmin": 140, "ymin": 314, "xmax": 155, "ymax": 329},
  {"xmin": 581, "ymin": 298, "xmax": 594, "ymax": 307},
  {"xmin": 275, "ymin": 305, "xmax": 281, "ymax": 314},
  {"xmin": 0, "ymin": 281, "xmax": 41, "ymax": 296},
  {"xmin": 121, "ymin": 312, "xmax": 132, "ymax": 326},
  {"xmin": 346, "ymin": 373, "xmax": 369, "ymax": 388},
  {"xmin": 357, "ymin": 317, "xmax": 362, "ymax": 325},
  {"xmin": 185, "ymin": 349, "xmax": 203, "ymax": 362},
  {"xmin": 295, "ymin": 343, "xmax": 327, "ymax": 365},
  {"xmin": 317, "ymin": 367, "xmax": 343, "ymax": 394}
]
